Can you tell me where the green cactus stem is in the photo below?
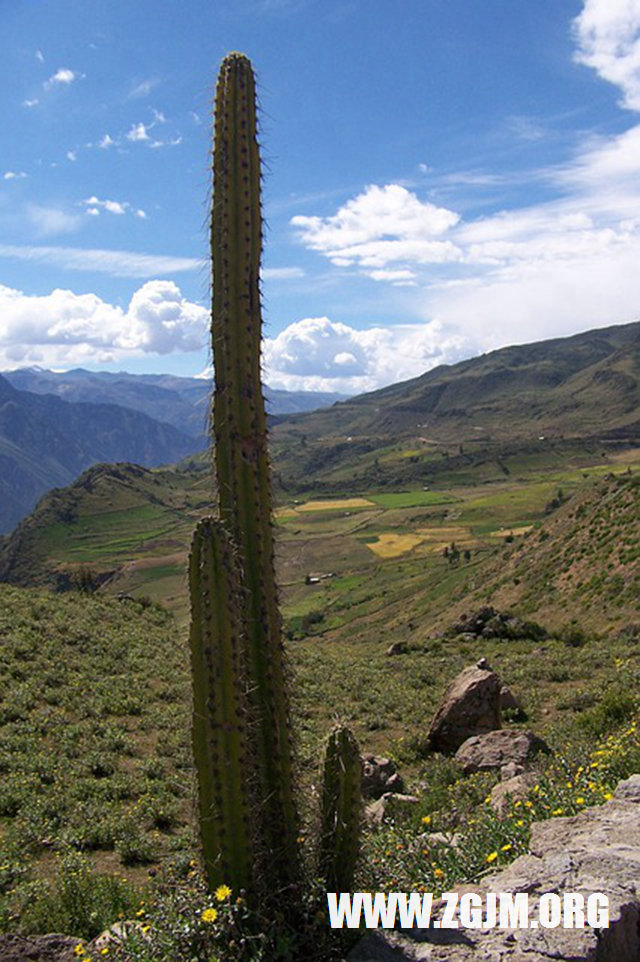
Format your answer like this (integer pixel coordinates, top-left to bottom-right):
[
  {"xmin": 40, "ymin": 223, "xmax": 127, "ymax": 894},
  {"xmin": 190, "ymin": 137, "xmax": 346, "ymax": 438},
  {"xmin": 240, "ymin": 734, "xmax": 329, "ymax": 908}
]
[
  {"xmin": 210, "ymin": 52, "xmax": 300, "ymax": 894},
  {"xmin": 188, "ymin": 516, "xmax": 254, "ymax": 895},
  {"xmin": 317, "ymin": 727, "xmax": 362, "ymax": 893}
]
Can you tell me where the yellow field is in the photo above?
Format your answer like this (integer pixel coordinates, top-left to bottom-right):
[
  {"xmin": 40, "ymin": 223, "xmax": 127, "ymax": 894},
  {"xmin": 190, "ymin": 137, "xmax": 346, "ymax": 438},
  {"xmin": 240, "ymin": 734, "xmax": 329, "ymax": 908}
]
[
  {"xmin": 280, "ymin": 497, "xmax": 375, "ymax": 514},
  {"xmin": 489, "ymin": 524, "xmax": 534, "ymax": 538},
  {"xmin": 367, "ymin": 524, "xmax": 480, "ymax": 559},
  {"xmin": 366, "ymin": 532, "xmax": 424, "ymax": 558}
]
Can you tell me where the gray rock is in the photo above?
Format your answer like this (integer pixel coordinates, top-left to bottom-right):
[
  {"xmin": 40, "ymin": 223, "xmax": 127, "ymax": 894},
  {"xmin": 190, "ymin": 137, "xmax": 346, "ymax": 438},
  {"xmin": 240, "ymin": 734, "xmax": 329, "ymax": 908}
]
[
  {"xmin": 427, "ymin": 665, "xmax": 502, "ymax": 754},
  {"xmin": 499, "ymin": 682, "xmax": 526, "ymax": 719},
  {"xmin": 362, "ymin": 754, "xmax": 404, "ymax": 799},
  {"xmin": 349, "ymin": 774, "xmax": 640, "ymax": 961},
  {"xmin": 0, "ymin": 935, "xmax": 81, "ymax": 962},
  {"xmin": 386, "ymin": 641, "xmax": 409, "ymax": 656},
  {"xmin": 366, "ymin": 793, "xmax": 419, "ymax": 827},
  {"xmin": 455, "ymin": 729, "xmax": 551, "ymax": 774},
  {"xmin": 500, "ymin": 761, "xmax": 525, "ymax": 780},
  {"xmin": 490, "ymin": 771, "xmax": 538, "ymax": 817}
]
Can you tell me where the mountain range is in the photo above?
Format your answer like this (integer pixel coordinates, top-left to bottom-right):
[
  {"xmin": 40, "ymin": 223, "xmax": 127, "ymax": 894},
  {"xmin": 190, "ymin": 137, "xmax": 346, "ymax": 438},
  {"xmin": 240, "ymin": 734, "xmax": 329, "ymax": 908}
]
[{"xmin": 0, "ymin": 369, "xmax": 347, "ymax": 533}]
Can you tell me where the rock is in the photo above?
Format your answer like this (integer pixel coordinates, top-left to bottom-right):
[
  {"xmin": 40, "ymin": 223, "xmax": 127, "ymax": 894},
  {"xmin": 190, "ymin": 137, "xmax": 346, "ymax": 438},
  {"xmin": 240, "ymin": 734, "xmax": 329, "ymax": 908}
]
[
  {"xmin": 500, "ymin": 760, "xmax": 525, "ymax": 780},
  {"xmin": 0, "ymin": 935, "xmax": 81, "ymax": 962},
  {"xmin": 449, "ymin": 607, "xmax": 547, "ymax": 641},
  {"xmin": 413, "ymin": 831, "xmax": 462, "ymax": 850},
  {"xmin": 499, "ymin": 682, "xmax": 527, "ymax": 719},
  {"xmin": 386, "ymin": 641, "xmax": 408, "ymax": 656},
  {"xmin": 455, "ymin": 729, "xmax": 551, "ymax": 774},
  {"xmin": 365, "ymin": 792, "xmax": 419, "ymax": 826},
  {"xmin": 490, "ymin": 771, "xmax": 538, "ymax": 817},
  {"xmin": 427, "ymin": 665, "xmax": 502, "ymax": 753},
  {"xmin": 348, "ymin": 774, "xmax": 640, "ymax": 961},
  {"xmin": 90, "ymin": 920, "xmax": 145, "ymax": 952},
  {"xmin": 362, "ymin": 754, "xmax": 404, "ymax": 799}
]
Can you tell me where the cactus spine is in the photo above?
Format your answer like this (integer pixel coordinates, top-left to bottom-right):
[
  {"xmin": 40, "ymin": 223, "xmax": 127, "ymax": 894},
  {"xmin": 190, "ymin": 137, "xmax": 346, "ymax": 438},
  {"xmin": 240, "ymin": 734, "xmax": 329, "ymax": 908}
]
[
  {"xmin": 189, "ymin": 51, "xmax": 362, "ymax": 914},
  {"xmin": 318, "ymin": 727, "xmax": 363, "ymax": 892}
]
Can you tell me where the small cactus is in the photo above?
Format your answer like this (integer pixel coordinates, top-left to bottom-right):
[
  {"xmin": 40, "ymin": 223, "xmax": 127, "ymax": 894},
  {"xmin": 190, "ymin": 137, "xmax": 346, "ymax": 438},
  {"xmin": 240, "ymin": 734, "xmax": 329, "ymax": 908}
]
[{"xmin": 318, "ymin": 727, "xmax": 363, "ymax": 893}]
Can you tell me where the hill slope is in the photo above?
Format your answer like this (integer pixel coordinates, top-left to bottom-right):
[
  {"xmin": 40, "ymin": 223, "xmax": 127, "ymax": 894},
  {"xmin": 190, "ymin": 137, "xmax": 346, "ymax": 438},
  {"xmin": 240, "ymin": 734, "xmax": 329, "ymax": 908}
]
[
  {"xmin": 0, "ymin": 374, "xmax": 202, "ymax": 533},
  {"xmin": 272, "ymin": 320, "xmax": 640, "ymax": 485}
]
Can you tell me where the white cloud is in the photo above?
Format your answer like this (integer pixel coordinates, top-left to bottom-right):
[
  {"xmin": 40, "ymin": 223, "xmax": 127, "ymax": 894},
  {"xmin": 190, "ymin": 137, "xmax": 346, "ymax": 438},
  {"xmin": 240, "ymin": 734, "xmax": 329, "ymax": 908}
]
[
  {"xmin": 148, "ymin": 135, "xmax": 182, "ymax": 149},
  {"xmin": 35, "ymin": 50, "xmax": 44, "ymax": 63},
  {"xmin": 262, "ymin": 266, "xmax": 304, "ymax": 279},
  {"xmin": 44, "ymin": 68, "xmax": 80, "ymax": 89},
  {"xmin": 127, "ymin": 122, "xmax": 150, "ymax": 142},
  {"xmin": 26, "ymin": 205, "xmax": 83, "ymax": 237},
  {"xmin": 98, "ymin": 134, "xmax": 116, "ymax": 149},
  {"xmin": 0, "ymin": 280, "xmax": 207, "ymax": 368},
  {"xmin": 573, "ymin": 0, "xmax": 640, "ymax": 110},
  {"xmin": 292, "ymin": 184, "xmax": 461, "ymax": 276},
  {"xmin": 0, "ymin": 244, "xmax": 201, "ymax": 278},
  {"xmin": 66, "ymin": 151, "xmax": 77, "ymax": 162},
  {"xmin": 3, "ymin": 171, "xmax": 27, "ymax": 181},
  {"xmin": 23, "ymin": 98, "xmax": 39, "ymax": 108},
  {"xmin": 128, "ymin": 78, "xmax": 159, "ymax": 99},
  {"xmin": 82, "ymin": 196, "xmax": 128, "ymax": 216},
  {"xmin": 262, "ymin": 316, "xmax": 467, "ymax": 393}
]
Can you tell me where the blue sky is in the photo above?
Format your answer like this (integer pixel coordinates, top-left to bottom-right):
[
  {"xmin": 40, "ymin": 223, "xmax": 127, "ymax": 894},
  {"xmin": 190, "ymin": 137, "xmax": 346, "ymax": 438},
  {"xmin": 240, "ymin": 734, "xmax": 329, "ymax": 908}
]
[{"xmin": 2, "ymin": 0, "xmax": 640, "ymax": 393}]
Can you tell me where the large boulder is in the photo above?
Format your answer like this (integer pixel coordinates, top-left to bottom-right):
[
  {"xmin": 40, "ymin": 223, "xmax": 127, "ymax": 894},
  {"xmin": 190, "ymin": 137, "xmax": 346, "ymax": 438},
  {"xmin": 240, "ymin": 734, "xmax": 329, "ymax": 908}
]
[
  {"xmin": 455, "ymin": 729, "xmax": 551, "ymax": 774},
  {"xmin": 427, "ymin": 664, "xmax": 502, "ymax": 753}
]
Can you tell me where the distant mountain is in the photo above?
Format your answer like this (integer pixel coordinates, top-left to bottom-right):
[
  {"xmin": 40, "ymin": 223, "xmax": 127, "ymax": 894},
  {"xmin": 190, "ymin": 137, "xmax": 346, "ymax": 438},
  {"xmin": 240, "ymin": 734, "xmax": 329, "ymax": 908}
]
[
  {"xmin": 0, "ymin": 374, "xmax": 202, "ymax": 533},
  {"xmin": 271, "ymin": 321, "xmax": 640, "ymax": 486},
  {"xmin": 4, "ymin": 368, "xmax": 349, "ymax": 438}
]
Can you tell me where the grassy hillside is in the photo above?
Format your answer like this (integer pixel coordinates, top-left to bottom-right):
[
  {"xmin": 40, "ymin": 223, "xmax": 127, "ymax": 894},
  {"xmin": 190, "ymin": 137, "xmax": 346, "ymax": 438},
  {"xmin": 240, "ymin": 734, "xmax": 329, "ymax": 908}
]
[
  {"xmin": 270, "ymin": 320, "xmax": 640, "ymax": 488},
  {"xmin": 0, "ymin": 464, "xmax": 638, "ymax": 937}
]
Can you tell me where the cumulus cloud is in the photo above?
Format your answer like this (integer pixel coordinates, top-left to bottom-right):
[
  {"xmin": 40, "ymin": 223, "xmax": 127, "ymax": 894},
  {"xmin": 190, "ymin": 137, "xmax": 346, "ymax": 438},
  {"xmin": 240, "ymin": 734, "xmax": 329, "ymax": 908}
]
[
  {"xmin": 262, "ymin": 316, "xmax": 467, "ymax": 393},
  {"xmin": 23, "ymin": 98, "xmax": 39, "ymax": 108},
  {"xmin": 44, "ymin": 68, "xmax": 80, "ymax": 89},
  {"xmin": 0, "ymin": 280, "xmax": 207, "ymax": 368},
  {"xmin": 80, "ymin": 196, "xmax": 147, "ymax": 218},
  {"xmin": 3, "ymin": 171, "xmax": 27, "ymax": 180},
  {"xmin": 573, "ymin": 0, "xmax": 640, "ymax": 110},
  {"xmin": 292, "ymin": 184, "xmax": 461, "ymax": 276},
  {"xmin": 127, "ymin": 122, "xmax": 150, "ymax": 142}
]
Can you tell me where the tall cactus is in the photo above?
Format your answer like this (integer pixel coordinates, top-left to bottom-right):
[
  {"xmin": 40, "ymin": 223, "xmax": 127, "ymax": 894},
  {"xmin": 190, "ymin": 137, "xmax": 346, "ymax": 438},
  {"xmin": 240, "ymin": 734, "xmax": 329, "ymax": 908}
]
[
  {"xmin": 318, "ymin": 727, "xmax": 363, "ymax": 893},
  {"xmin": 189, "ymin": 51, "xmax": 362, "ymax": 916}
]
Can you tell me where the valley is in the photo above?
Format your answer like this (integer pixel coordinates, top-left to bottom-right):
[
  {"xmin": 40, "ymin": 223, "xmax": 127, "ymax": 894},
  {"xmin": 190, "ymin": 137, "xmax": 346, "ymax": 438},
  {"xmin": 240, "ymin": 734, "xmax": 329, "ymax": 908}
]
[{"xmin": 0, "ymin": 322, "xmax": 638, "ymax": 951}]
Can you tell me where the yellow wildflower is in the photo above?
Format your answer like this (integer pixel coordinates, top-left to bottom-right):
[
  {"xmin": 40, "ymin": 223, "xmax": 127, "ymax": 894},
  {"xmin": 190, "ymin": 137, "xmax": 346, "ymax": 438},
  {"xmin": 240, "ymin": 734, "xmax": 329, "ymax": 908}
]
[
  {"xmin": 486, "ymin": 852, "xmax": 498, "ymax": 863},
  {"xmin": 215, "ymin": 884, "xmax": 232, "ymax": 901},
  {"xmin": 501, "ymin": 843, "xmax": 512, "ymax": 852},
  {"xmin": 201, "ymin": 907, "xmax": 218, "ymax": 923},
  {"xmin": 433, "ymin": 868, "xmax": 444, "ymax": 879},
  {"xmin": 421, "ymin": 815, "xmax": 431, "ymax": 825}
]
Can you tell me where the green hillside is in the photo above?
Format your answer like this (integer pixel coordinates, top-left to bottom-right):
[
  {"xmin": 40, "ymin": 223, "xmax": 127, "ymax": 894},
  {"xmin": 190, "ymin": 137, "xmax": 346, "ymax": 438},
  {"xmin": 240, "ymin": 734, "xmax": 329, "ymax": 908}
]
[
  {"xmin": 0, "ymin": 465, "xmax": 638, "ymax": 937},
  {"xmin": 271, "ymin": 320, "xmax": 640, "ymax": 488}
]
